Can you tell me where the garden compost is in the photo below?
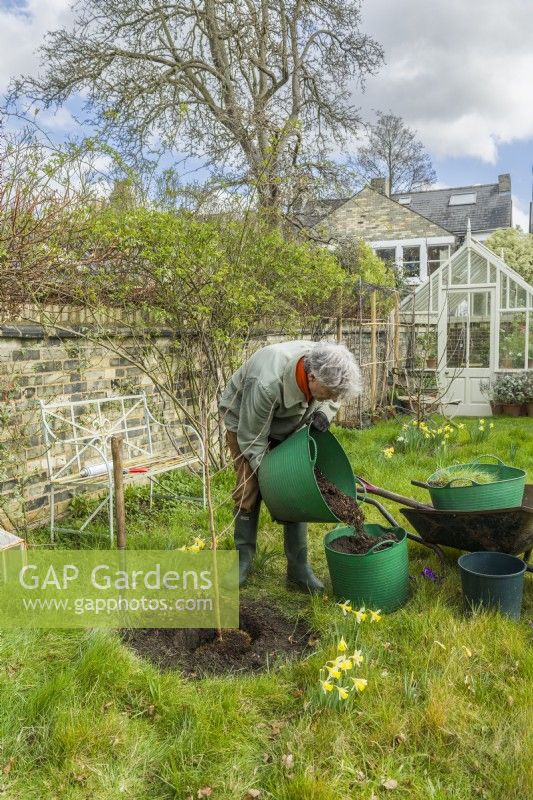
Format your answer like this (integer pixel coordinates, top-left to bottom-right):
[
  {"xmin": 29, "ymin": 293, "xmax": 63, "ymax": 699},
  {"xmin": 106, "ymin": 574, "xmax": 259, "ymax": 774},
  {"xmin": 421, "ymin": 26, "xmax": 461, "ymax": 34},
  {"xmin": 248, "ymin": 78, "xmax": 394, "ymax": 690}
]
[
  {"xmin": 314, "ymin": 468, "xmax": 366, "ymax": 533},
  {"xmin": 328, "ymin": 530, "xmax": 399, "ymax": 555},
  {"xmin": 121, "ymin": 599, "xmax": 313, "ymax": 676}
]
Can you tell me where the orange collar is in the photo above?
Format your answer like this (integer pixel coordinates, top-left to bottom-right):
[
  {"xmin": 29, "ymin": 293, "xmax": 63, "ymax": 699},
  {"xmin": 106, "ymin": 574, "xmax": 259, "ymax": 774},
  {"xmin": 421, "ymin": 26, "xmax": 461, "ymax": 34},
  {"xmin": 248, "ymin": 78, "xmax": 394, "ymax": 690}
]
[{"xmin": 295, "ymin": 356, "xmax": 312, "ymax": 402}]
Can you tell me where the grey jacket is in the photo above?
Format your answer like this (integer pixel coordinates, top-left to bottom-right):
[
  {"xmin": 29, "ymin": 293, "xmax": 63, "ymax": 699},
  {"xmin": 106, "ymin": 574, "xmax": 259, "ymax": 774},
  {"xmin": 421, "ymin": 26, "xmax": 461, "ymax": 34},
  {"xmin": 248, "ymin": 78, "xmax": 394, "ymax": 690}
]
[{"xmin": 219, "ymin": 341, "xmax": 339, "ymax": 471}]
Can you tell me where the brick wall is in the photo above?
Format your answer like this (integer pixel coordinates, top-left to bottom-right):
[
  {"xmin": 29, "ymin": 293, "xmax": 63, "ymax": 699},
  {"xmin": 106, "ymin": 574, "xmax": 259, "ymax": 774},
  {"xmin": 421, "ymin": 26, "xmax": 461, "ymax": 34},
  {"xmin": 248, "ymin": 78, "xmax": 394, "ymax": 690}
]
[{"xmin": 0, "ymin": 310, "xmax": 404, "ymax": 529}]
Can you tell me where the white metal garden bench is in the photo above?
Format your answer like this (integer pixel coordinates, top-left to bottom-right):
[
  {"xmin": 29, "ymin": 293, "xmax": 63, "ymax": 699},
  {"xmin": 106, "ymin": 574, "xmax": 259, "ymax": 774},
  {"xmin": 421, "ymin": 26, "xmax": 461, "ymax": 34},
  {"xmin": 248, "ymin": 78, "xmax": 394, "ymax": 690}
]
[{"xmin": 39, "ymin": 394, "xmax": 205, "ymax": 544}]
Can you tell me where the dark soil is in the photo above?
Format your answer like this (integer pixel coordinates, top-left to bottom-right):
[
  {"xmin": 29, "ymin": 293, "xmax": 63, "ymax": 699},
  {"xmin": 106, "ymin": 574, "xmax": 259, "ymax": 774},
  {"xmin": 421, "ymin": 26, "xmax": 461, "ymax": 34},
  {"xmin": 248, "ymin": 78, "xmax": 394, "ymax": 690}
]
[
  {"xmin": 315, "ymin": 468, "xmax": 366, "ymax": 534},
  {"xmin": 328, "ymin": 530, "xmax": 399, "ymax": 555},
  {"xmin": 121, "ymin": 599, "xmax": 313, "ymax": 676}
]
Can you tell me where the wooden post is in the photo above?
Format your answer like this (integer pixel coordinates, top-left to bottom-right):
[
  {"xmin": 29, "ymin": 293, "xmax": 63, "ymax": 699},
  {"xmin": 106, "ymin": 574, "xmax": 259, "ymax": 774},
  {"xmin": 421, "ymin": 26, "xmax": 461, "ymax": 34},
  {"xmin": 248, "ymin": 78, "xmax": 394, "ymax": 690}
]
[
  {"xmin": 370, "ymin": 290, "xmax": 377, "ymax": 412},
  {"xmin": 393, "ymin": 292, "xmax": 400, "ymax": 369},
  {"xmin": 111, "ymin": 436, "xmax": 126, "ymax": 550}
]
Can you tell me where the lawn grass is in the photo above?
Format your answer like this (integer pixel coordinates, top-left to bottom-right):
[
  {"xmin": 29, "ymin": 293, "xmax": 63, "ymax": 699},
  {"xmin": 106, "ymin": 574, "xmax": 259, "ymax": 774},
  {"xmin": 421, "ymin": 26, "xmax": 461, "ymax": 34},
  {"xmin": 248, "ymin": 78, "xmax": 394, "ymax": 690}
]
[{"xmin": 1, "ymin": 416, "xmax": 532, "ymax": 799}]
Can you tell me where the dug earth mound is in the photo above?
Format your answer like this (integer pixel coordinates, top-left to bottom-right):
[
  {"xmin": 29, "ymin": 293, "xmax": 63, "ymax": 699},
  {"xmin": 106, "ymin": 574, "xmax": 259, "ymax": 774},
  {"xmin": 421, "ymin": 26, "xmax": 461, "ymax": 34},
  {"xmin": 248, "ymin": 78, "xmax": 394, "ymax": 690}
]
[{"xmin": 121, "ymin": 599, "xmax": 314, "ymax": 675}]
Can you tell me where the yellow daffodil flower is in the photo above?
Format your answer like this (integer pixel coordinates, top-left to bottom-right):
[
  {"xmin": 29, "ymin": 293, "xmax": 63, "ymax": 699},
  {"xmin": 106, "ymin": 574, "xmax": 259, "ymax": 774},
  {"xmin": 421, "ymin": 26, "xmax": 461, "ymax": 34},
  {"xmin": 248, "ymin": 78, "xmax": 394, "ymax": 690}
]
[
  {"xmin": 479, "ymin": 419, "xmax": 485, "ymax": 424},
  {"xmin": 327, "ymin": 666, "xmax": 342, "ymax": 679},
  {"xmin": 350, "ymin": 649, "xmax": 364, "ymax": 667},
  {"xmin": 351, "ymin": 677, "xmax": 368, "ymax": 693},
  {"xmin": 337, "ymin": 636, "xmax": 348, "ymax": 653},
  {"xmin": 321, "ymin": 679, "xmax": 334, "ymax": 693},
  {"xmin": 458, "ymin": 423, "xmax": 465, "ymax": 429},
  {"xmin": 370, "ymin": 610, "xmax": 382, "ymax": 622},
  {"xmin": 339, "ymin": 658, "xmax": 353, "ymax": 672},
  {"xmin": 336, "ymin": 685, "xmax": 350, "ymax": 700},
  {"xmin": 337, "ymin": 600, "xmax": 353, "ymax": 615},
  {"xmin": 352, "ymin": 608, "xmax": 367, "ymax": 623},
  {"xmin": 489, "ymin": 422, "xmax": 494, "ymax": 428}
]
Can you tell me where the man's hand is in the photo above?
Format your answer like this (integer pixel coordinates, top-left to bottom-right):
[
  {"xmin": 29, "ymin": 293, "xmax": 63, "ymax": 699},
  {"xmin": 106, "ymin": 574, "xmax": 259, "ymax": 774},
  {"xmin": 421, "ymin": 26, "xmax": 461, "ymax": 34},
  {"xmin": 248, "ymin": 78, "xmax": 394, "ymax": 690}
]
[{"xmin": 310, "ymin": 411, "xmax": 330, "ymax": 432}]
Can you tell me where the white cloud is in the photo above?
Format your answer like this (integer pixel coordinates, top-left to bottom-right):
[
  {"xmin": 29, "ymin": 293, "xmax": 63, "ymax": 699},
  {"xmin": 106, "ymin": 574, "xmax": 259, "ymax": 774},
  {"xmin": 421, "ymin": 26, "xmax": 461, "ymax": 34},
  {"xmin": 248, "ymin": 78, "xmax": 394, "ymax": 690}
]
[
  {"xmin": 0, "ymin": 0, "xmax": 73, "ymax": 93},
  {"xmin": 358, "ymin": 0, "xmax": 533, "ymax": 162},
  {"xmin": 38, "ymin": 105, "xmax": 77, "ymax": 131},
  {"xmin": 512, "ymin": 195, "xmax": 530, "ymax": 232}
]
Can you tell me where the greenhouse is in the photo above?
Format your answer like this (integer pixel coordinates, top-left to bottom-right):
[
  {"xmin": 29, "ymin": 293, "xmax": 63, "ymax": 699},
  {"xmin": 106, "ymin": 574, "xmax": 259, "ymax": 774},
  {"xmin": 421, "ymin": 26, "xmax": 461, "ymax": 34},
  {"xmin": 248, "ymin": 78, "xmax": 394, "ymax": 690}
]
[{"xmin": 400, "ymin": 223, "xmax": 533, "ymax": 415}]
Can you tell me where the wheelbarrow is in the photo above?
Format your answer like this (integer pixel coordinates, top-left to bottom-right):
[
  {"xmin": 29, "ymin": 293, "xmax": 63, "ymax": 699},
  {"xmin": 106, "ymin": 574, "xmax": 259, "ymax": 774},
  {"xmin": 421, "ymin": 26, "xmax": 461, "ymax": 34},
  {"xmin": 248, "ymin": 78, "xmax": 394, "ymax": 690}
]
[{"xmin": 355, "ymin": 477, "xmax": 533, "ymax": 574}]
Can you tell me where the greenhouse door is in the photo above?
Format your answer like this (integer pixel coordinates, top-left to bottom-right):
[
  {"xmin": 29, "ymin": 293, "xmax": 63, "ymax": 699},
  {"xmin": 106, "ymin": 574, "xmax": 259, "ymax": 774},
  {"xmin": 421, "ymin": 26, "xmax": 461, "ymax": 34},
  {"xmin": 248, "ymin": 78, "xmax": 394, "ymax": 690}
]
[{"xmin": 438, "ymin": 288, "xmax": 495, "ymax": 415}]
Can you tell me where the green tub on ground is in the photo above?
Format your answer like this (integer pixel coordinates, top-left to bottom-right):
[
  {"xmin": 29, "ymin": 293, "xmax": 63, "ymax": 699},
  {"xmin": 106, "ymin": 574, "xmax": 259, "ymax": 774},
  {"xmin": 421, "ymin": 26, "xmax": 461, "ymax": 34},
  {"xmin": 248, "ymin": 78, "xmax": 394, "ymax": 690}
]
[{"xmin": 324, "ymin": 524, "xmax": 409, "ymax": 613}]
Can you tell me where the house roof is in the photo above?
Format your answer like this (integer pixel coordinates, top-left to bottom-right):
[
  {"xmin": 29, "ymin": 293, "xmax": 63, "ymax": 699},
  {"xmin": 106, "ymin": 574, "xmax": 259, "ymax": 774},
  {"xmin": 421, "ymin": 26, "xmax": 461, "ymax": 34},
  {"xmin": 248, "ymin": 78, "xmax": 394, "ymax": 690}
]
[
  {"xmin": 296, "ymin": 179, "xmax": 512, "ymax": 236},
  {"xmin": 391, "ymin": 182, "xmax": 512, "ymax": 234}
]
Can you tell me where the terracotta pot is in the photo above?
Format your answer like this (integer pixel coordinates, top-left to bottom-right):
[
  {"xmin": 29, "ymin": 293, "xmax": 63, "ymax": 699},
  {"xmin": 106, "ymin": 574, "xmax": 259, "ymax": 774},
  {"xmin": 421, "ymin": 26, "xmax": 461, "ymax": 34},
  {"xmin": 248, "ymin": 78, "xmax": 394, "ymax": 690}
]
[
  {"xmin": 527, "ymin": 403, "xmax": 533, "ymax": 417},
  {"xmin": 501, "ymin": 359, "xmax": 513, "ymax": 369},
  {"xmin": 490, "ymin": 401, "xmax": 503, "ymax": 416},
  {"xmin": 502, "ymin": 403, "xmax": 522, "ymax": 417},
  {"xmin": 425, "ymin": 357, "xmax": 437, "ymax": 369},
  {"xmin": 528, "ymin": 359, "xmax": 533, "ymax": 369}
]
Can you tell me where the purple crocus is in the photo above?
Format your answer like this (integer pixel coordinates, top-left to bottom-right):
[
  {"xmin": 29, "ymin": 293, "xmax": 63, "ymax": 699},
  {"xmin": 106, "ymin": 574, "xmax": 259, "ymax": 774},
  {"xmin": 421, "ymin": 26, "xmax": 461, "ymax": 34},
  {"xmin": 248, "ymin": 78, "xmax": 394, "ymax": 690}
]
[{"xmin": 422, "ymin": 566, "xmax": 443, "ymax": 582}]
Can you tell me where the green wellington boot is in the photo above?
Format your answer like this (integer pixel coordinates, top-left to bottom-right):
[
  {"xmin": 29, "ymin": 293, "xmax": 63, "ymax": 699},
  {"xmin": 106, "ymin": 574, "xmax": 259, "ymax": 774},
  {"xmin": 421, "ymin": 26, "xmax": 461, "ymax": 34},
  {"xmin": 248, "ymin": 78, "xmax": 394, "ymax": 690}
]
[
  {"xmin": 284, "ymin": 522, "xmax": 324, "ymax": 593},
  {"xmin": 234, "ymin": 503, "xmax": 260, "ymax": 586}
]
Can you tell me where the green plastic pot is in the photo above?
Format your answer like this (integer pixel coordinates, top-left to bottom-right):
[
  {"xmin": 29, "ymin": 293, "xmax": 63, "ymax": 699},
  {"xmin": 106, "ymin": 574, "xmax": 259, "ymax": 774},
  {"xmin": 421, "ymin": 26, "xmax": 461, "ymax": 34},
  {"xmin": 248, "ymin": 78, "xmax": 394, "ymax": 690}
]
[
  {"xmin": 258, "ymin": 427, "xmax": 356, "ymax": 523},
  {"xmin": 324, "ymin": 524, "xmax": 409, "ymax": 612},
  {"xmin": 424, "ymin": 455, "xmax": 526, "ymax": 511},
  {"xmin": 458, "ymin": 551, "xmax": 526, "ymax": 619}
]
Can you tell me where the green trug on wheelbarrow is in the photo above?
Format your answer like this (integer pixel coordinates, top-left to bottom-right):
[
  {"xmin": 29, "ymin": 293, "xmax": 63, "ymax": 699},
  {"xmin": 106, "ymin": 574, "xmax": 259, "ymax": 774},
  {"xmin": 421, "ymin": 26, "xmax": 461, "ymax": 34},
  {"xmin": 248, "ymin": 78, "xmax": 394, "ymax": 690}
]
[
  {"xmin": 324, "ymin": 524, "xmax": 409, "ymax": 612},
  {"xmin": 257, "ymin": 426, "xmax": 356, "ymax": 522},
  {"xmin": 424, "ymin": 455, "xmax": 526, "ymax": 511}
]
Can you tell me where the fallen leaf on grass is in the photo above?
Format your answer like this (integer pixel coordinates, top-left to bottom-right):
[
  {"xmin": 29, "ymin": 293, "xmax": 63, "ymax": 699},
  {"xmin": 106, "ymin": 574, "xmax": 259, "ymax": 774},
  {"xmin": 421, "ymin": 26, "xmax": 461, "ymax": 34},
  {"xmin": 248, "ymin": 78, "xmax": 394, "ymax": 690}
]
[
  {"xmin": 261, "ymin": 753, "xmax": 272, "ymax": 764},
  {"xmin": 197, "ymin": 787, "xmax": 213, "ymax": 798},
  {"xmin": 243, "ymin": 790, "xmax": 261, "ymax": 799},
  {"xmin": 269, "ymin": 720, "xmax": 285, "ymax": 736},
  {"xmin": 462, "ymin": 646, "xmax": 473, "ymax": 657},
  {"xmin": 307, "ymin": 635, "xmax": 319, "ymax": 647},
  {"xmin": 507, "ymin": 695, "xmax": 514, "ymax": 707},
  {"xmin": 292, "ymin": 688, "xmax": 304, "ymax": 698},
  {"xmin": 392, "ymin": 732, "xmax": 407, "ymax": 747},
  {"xmin": 281, "ymin": 753, "xmax": 294, "ymax": 771},
  {"xmin": 382, "ymin": 778, "xmax": 398, "ymax": 790},
  {"xmin": 3, "ymin": 758, "xmax": 14, "ymax": 776}
]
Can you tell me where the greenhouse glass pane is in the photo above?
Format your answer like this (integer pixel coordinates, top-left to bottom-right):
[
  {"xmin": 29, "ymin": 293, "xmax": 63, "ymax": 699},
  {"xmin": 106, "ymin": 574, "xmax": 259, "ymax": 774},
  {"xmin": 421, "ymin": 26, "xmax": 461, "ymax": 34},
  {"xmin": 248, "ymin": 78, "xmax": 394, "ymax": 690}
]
[
  {"xmin": 447, "ymin": 292, "xmax": 468, "ymax": 367},
  {"xmin": 431, "ymin": 274, "xmax": 438, "ymax": 311},
  {"xmin": 499, "ymin": 311, "xmax": 526, "ymax": 369},
  {"xmin": 500, "ymin": 275, "xmax": 507, "ymax": 309},
  {"xmin": 490, "ymin": 265, "xmax": 496, "ymax": 282},
  {"xmin": 469, "ymin": 293, "xmax": 491, "ymax": 367},
  {"xmin": 442, "ymin": 266, "xmax": 449, "ymax": 285},
  {"xmin": 516, "ymin": 286, "xmax": 527, "ymax": 307},
  {"xmin": 451, "ymin": 252, "xmax": 468, "ymax": 284},
  {"xmin": 414, "ymin": 284, "xmax": 430, "ymax": 313},
  {"xmin": 470, "ymin": 252, "xmax": 487, "ymax": 283},
  {"xmin": 529, "ymin": 311, "xmax": 533, "ymax": 367}
]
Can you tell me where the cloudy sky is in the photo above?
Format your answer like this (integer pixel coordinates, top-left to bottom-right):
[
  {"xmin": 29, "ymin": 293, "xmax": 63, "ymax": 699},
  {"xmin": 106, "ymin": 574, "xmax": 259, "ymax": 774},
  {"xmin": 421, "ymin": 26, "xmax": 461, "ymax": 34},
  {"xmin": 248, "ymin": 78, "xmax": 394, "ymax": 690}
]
[{"xmin": 1, "ymin": 0, "xmax": 532, "ymax": 229}]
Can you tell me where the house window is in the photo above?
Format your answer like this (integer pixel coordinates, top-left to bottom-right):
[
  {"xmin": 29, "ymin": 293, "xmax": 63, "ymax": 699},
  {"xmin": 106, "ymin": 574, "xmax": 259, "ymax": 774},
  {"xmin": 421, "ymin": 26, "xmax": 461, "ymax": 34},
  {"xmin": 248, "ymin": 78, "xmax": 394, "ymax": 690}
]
[
  {"xmin": 449, "ymin": 193, "xmax": 477, "ymax": 205},
  {"xmin": 402, "ymin": 246, "xmax": 420, "ymax": 278},
  {"xmin": 375, "ymin": 247, "xmax": 396, "ymax": 266},
  {"xmin": 398, "ymin": 197, "xmax": 411, "ymax": 205},
  {"xmin": 427, "ymin": 245, "xmax": 450, "ymax": 275}
]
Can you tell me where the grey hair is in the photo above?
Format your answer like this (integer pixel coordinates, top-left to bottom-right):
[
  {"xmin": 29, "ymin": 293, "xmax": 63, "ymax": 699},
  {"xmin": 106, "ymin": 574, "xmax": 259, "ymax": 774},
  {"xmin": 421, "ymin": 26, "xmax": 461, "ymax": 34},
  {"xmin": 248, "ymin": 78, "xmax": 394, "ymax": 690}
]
[{"xmin": 303, "ymin": 341, "xmax": 362, "ymax": 398}]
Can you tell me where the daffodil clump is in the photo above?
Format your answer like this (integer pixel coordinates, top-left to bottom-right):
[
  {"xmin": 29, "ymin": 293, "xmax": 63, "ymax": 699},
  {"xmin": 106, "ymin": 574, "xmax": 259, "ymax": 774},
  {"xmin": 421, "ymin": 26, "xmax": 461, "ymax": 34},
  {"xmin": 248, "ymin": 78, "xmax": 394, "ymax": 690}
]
[
  {"xmin": 393, "ymin": 419, "xmax": 458, "ymax": 454},
  {"xmin": 468, "ymin": 418, "xmax": 495, "ymax": 444},
  {"xmin": 319, "ymin": 636, "xmax": 368, "ymax": 703},
  {"xmin": 336, "ymin": 600, "xmax": 382, "ymax": 624},
  {"xmin": 178, "ymin": 536, "xmax": 207, "ymax": 553}
]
